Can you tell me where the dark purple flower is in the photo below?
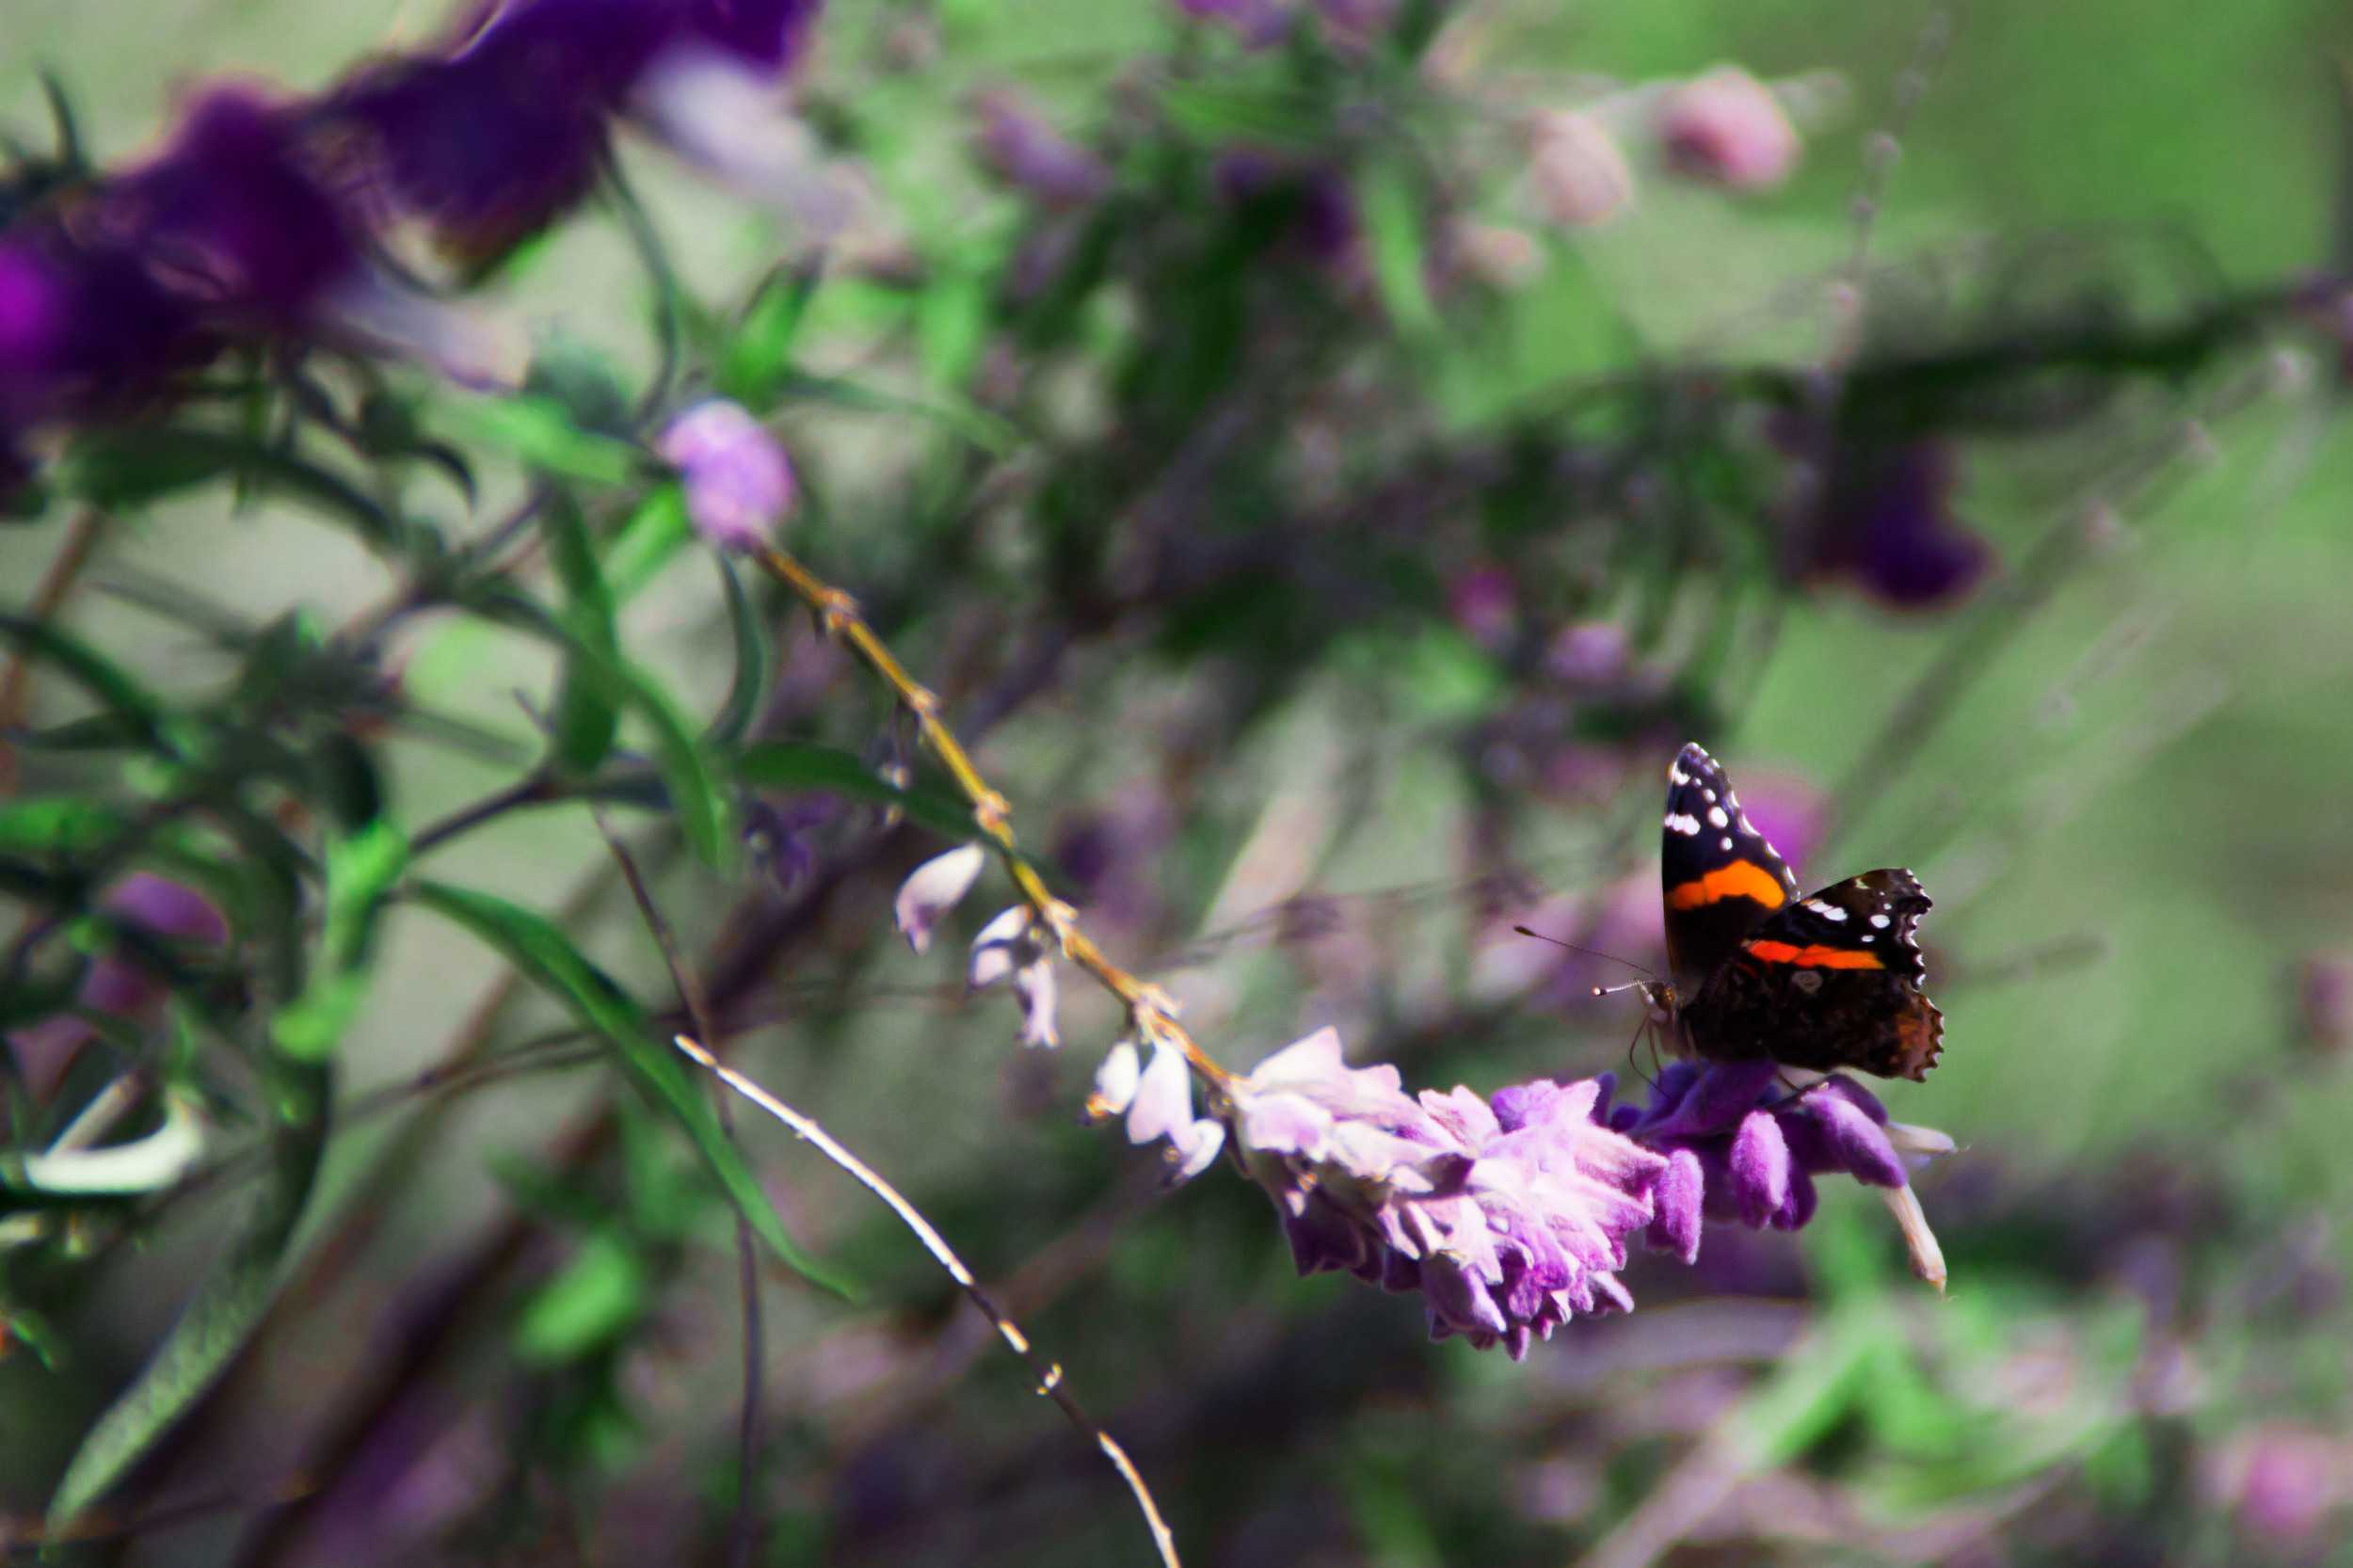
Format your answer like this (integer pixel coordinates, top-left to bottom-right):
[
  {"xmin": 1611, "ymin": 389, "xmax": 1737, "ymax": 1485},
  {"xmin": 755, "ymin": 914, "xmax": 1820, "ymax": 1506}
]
[
  {"xmin": 112, "ymin": 88, "xmax": 363, "ymax": 321},
  {"xmin": 1225, "ymin": 1029, "xmax": 1666, "ymax": 1359},
  {"xmin": 338, "ymin": 3, "xmax": 660, "ymax": 266},
  {"xmin": 685, "ymin": 0, "xmax": 825, "ymax": 72},
  {"xmin": 7, "ymin": 873, "xmax": 229, "ymax": 1100},
  {"xmin": 1812, "ymin": 440, "xmax": 1992, "ymax": 609},
  {"xmin": 1610, "ymin": 1060, "xmax": 1952, "ymax": 1285},
  {"xmin": 0, "ymin": 232, "xmax": 197, "ymax": 437}
]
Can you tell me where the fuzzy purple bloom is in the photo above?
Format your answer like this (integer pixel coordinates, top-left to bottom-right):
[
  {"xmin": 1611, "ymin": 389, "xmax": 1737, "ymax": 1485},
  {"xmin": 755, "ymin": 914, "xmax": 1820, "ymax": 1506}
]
[
  {"xmin": 1813, "ymin": 440, "xmax": 1992, "ymax": 609},
  {"xmin": 1227, "ymin": 1029, "xmax": 1665, "ymax": 1359},
  {"xmin": 1609, "ymin": 1061, "xmax": 1937, "ymax": 1264},
  {"xmin": 659, "ymin": 399, "xmax": 796, "ymax": 550},
  {"xmin": 339, "ymin": 0, "xmax": 825, "ymax": 265},
  {"xmin": 107, "ymin": 89, "xmax": 362, "ymax": 322}
]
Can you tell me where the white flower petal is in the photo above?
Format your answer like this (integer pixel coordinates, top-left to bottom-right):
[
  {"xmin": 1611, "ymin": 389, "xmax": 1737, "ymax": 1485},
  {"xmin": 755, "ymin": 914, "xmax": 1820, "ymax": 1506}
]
[
  {"xmin": 1086, "ymin": 1040, "xmax": 1143, "ymax": 1121},
  {"xmin": 1015, "ymin": 956, "xmax": 1059, "ymax": 1048},
  {"xmin": 967, "ymin": 904, "xmax": 1033, "ymax": 989},
  {"xmin": 893, "ymin": 843, "xmax": 985, "ymax": 954},
  {"xmin": 1163, "ymin": 1117, "xmax": 1228, "ymax": 1185},
  {"xmin": 1125, "ymin": 1040, "xmax": 1194, "ymax": 1145}
]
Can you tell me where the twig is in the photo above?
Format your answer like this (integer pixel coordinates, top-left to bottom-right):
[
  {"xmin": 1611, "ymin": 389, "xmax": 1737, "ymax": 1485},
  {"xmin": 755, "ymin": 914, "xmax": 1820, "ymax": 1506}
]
[
  {"xmin": 671, "ymin": 1034, "xmax": 1183, "ymax": 1568},
  {"xmin": 753, "ymin": 545, "xmax": 1235, "ymax": 1087},
  {"xmin": 587, "ymin": 810, "xmax": 765, "ymax": 1568},
  {"xmin": 0, "ymin": 505, "xmax": 110, "ymax": 797}
]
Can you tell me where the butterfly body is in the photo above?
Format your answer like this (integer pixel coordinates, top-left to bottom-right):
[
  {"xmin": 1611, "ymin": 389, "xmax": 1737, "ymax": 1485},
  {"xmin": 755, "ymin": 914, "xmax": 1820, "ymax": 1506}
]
[{"xmin": 1657, "ymin": 743, "xmax": 1943, "ymax": 1081}]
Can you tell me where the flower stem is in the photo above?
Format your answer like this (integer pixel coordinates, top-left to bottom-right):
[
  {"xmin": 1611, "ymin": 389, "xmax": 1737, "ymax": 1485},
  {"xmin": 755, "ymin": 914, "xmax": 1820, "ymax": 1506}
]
[{"xmin": 753, "ymin": 545, "xmax": 1237, "ymax": 1086}]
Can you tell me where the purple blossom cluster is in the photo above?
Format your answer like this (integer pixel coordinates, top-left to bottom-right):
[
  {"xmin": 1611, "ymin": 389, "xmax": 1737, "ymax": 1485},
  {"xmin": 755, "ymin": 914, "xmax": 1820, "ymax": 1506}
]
[
  {"xmin": 1221, "ymin": 1029, "xmax": 1666, "ymax": 1359},
  {"xmin": 0, "ymin": 0, "xmax": 825, "ymax": 490}
]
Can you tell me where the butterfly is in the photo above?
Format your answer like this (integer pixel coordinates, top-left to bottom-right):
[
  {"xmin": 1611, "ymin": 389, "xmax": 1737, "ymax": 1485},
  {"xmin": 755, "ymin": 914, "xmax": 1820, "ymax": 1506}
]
[{"xmin": 1653, "ymin": 742, "xmax": 1944, "ymax": 1080}]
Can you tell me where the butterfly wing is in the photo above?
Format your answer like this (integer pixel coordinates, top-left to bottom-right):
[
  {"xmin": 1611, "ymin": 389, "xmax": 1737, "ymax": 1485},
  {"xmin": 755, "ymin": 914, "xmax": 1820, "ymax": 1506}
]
[
  {"xmin": 1660, "ymin": 743, "xmax": 1801, "ymax": 986},
  {"xmin": 1683, "ymin": 867, "xmax": 1944, "ymax": 1081}
]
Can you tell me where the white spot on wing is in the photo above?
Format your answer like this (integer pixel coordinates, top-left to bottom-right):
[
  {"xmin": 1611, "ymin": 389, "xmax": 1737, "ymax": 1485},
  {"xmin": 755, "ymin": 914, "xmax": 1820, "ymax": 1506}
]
[
  {"xmin": 1869, "ymin": 913, "xmax": 1892, "ymax": 929},
  {"xmin": 1669, "ymin": 763, "xmax": 1691, "ymax": 785},
  {"xmin": 1719, "ymin": 836, "xmax": 1734, "ymax": 851},
  {"xmin": 1803, "ymin": 900, "xmax": 1848, "ymax": 921},
  {"xmin": 1705, "ymin": 806, "xmax": 1729, "ymax": 828},
  {"xmin": 1702, "ymin": 788, "xmax": 1718, "ymax": 803},
  {"xmin": 1665, "ymin": 812, "xmax": 1702, "ymax": 836}
]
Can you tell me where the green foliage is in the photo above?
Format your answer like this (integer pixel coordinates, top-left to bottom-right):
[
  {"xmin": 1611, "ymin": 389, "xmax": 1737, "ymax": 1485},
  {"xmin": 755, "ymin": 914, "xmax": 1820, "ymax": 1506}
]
[{"xmin": 411, "ymin": 880, "xmax": 850, "ymax": 1297}]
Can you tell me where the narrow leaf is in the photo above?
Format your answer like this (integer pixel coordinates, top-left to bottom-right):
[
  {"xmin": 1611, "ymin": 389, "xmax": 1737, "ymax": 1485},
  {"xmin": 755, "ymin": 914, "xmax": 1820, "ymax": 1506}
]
[
  {"xmin": 543, "ymin": 491, "xmax": 623, "ymax": 776},
  {"xmin": 730, "ymin": 741, "xmax": 976, "ymax": 842},
  {"xmin": 706, "ymin": 555, "xmax": 768, "ymax": 745},
  {"xmin": 45, "ymin": 1059, "xmax": 329, "ymax": 1529},
  {"xmin": 412, "ymin": 881, "xmax": 851, "ymax": 1297}
]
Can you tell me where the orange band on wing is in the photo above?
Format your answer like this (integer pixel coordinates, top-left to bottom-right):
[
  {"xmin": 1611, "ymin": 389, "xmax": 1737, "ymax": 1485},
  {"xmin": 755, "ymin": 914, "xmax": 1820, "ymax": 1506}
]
[
  {"xmin": 1745, "ymin": 940, "xmax": 1883, "ymax": 970},
  {"xmin": 1665, "ymin": 860, "xmax": 1788, "ymax": 912}
]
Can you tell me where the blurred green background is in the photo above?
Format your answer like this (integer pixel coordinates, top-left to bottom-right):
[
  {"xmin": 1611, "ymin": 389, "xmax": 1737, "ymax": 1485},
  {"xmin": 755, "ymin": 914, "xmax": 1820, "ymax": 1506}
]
[{"xmin": 8, "ymin": 1, "xmax": 2353, "ymax": 1564}]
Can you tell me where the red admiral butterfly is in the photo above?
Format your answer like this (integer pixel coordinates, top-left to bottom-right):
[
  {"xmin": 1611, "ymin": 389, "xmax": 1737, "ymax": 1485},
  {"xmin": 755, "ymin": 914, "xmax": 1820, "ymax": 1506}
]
[{"xmin": 1654, "ymin": 742, "xmax": 1943, "ymax": 1081}]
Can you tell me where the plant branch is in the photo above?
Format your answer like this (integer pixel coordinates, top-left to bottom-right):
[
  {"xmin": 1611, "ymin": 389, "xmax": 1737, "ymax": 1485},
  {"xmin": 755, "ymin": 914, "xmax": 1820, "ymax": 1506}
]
[
  {"xmin": 752, "ymin": 545, "xmax": 1236, "ymax": 1086},
  {"xmin": 672, "ymin": 1035, "xmax": 1183, "ymax": 1568}
]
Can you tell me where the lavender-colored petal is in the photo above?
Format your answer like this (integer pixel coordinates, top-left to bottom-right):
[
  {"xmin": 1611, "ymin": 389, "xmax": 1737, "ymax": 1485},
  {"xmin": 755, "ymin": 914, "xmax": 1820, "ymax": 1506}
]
[
  {"xmin": 1772, "ymin": 1166, "xmax": 1818, "ymax": 1231},
  {"xmin": 1124, "ymin": 1039, "xmax": 1194, "ymax": 1145},
  {"xmin": 1645, "ymin": 1145, "xmax": 1705, "ymax": 1262},
  {"xmin": 1805, "ymin": 1089, "xmax": 1907, "ymax": 1188},
  {"xmin": 966, "ymin": 904, "xmax": 1033, "ymax": 989},
  {"xmin": 659, "ymin": 400, "xmax": 796, "ymax": 551},
  {"xmin": 892, "ymin": 843, "xmax": 984, "ymax": 954},
  {"xmin": 1639, "ymin": 1059, "xmax": 1779, "ymax": 1140},
  {"xmin": 1234, "ymin": 1091, "xmax": 1334, "ymax": 1160},
  {"xmin": 1424, "ymin": 1255, "xmax": 1510, "ymax": 1338},
  {"xmin": 105, "ymin": 873, "xmax": 230, "ymax": 947},
  {"xmin": 1727, "ymin": 1109, "xmax": 1792, "ymax": 1228}
]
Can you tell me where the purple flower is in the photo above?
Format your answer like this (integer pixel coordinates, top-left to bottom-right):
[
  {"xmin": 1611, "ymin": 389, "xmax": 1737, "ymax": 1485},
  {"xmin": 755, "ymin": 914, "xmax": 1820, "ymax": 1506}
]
[
  {"xmin": 1225, "ymin": 1029, "xmax": 1667, "ymax": 1359},
  {"xmin": 338, "ymin": 0, "xmax": 831, "ymax": 265},
  {"xmin": 1811, "ymin": 440, "xmax": 1992, "ymax": 610},
  {"xmin": 1611, "ymin": 1061, "xmax": 1952, "ymax": 1285},
  {"xmin": 970, "ymin": 91, "xmax": 1111, "ymax": 208},
  {"xmin": 338, "ymin": 3, "xmax": 659, "ymax": 267},
  {"xmin": 7, "ymin": 874, "xmax": 229, "ymax": 1101},
  {"xmin": 0, "ymin": 232, "xmax": 197, "ymax": 440},
  {"xmin": 106, "ymin": 88, "xmax": 363, "ymax": 322},
  {"xmin": 658, "ymin": 399, "xmax": 796, "ymax": 550},
  {"xmin": 684, "ymin": 0, "xmax": 825, "ymax": 73}
]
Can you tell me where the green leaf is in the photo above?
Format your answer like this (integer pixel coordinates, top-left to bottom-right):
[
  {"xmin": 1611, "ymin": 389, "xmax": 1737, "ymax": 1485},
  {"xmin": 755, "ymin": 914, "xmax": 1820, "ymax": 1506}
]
[
  {"xmin": 1160, "ymin": 83, "xmax": 1323, "ymax": 149},
  {"xmin": 58, "ymin": 426, "xmax": 400, "ymax": 545},
  {"xmin": 466, "ymin": 585, "xmax": 732, "ymax": 867},
  {"xmin": 776, "ymin": 372, "xmax": 1018, "ymax": 456},
  {"xmin": 46, "ymin": 1058, "xmax": 329, "ymax": 1530},
  {"xmin": 450, "ymin": 394, "xmax": 641, "ymax": 486},
  {"xmin": 730, "ymin": 741, "xmax": 976, "ymax": 842},
  {"xmin": 706, "ymin": 556, "xmax": 768, "ymax": 745},
  {"xmin": 0, "ymin": 615, "xmax": 176, "ymax": 755},
  {"xmin": 599, "ymin": 654, "xmax": 731, "ymax": 868},
  {"xmin": 412, "ymin": 881, "xmax": 851, "ymax": 1297},
  {"xmin": 513, "ymin": 1232, "xmax": 651, "ymax": 1365},
  {"xmin": 271, "ymin": 818, "xmax": 408, "ymax": 1062},
  {"xmin": 1358, "ymin": 159, "xmax": 1439, "ymax": 341},
  {"xmin": 602, "ymin": 485, "xmax": 693, "ymax": 602},
  {"xmin": 721, "ymin": 261, "xmax": 825, "ymax": 409},
  {"xmin": 543, "ymin": 492, "xmax": 623, "ymax": 776},
  {"xmin": 0, "ymin": 796, "xmax": 130, "ymax": 855}
]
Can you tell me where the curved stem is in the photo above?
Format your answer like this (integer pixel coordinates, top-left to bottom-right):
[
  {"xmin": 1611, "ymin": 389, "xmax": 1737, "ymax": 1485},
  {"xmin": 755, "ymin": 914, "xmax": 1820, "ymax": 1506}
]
[{"xmin": 753, "ymin": 545, "xmax": 1237, "ymax": 1087}]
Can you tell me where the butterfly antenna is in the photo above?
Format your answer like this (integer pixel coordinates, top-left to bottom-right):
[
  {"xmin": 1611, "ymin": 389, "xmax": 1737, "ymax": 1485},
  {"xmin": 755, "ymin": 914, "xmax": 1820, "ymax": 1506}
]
[{"xmin": 1512, "ymin": 926, "xmax": 1660, "ymax": 982}]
